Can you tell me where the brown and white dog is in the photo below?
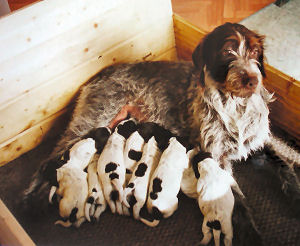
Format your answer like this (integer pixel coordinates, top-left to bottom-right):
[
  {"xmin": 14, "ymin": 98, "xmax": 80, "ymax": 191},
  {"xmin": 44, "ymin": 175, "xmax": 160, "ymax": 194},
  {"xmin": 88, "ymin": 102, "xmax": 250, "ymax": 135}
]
[{"xmin": 24, "ymin": 23, "xmax": 300, "ymax": 242}]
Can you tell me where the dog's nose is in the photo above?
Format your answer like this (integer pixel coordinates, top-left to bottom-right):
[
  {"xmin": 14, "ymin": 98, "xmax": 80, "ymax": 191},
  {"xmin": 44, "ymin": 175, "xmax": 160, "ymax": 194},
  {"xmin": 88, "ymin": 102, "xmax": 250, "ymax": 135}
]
[{"xmin": 246, "ymin": 77, "xmax": 258, "ymax": 89}]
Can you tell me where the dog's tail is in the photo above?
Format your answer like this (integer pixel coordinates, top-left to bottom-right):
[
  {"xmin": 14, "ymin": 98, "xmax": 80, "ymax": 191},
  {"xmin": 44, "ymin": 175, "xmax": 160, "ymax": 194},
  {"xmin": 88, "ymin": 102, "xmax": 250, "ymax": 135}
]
[
  {"xmin": 231, "ymin": 187, "xmax": 263, "ymax": 246},
  {"xmin": 269, "ymin": 134, "xmax": 300, "ymax": 167},
  {"xmin": 264, "ymin": 134, "xmax": 300, "ymax": 218}
]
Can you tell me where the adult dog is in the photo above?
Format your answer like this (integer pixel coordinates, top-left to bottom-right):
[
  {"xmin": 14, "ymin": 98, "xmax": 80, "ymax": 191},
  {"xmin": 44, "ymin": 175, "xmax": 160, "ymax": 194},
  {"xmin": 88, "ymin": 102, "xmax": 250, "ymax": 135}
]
[{"xmin": 23, "ymin": 22, "xmax": 300, "ymax": 243}]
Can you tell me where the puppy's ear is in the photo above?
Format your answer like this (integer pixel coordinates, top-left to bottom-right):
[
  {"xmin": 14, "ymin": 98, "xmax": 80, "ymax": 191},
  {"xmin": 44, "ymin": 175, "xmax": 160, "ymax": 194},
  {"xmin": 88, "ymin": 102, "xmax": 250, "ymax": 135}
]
[{"xmin": 192, "ymin": 40, "xmax": 206, "ymax": 86}]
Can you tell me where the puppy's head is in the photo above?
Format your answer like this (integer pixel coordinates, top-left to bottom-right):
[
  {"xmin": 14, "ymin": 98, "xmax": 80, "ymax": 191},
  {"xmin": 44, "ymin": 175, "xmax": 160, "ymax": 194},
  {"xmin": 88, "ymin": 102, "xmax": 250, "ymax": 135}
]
[
  {"xmin": 69, "ymin": 138, "xmax": 96, "ymax": 162},
  {"xmin": 192, "ymin": 23, "xmax": 265, "ymax": 97}
]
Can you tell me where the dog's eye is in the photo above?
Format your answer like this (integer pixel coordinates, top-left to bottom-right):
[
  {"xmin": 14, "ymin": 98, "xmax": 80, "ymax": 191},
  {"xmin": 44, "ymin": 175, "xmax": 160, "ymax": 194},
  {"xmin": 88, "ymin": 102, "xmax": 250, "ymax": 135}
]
[
  {"xmin": 222, "ymin": 49, "xmax": 232, "ymax": 56},
  {"xmin": 250, "ymin": 48, "xmax": 259, "ymax": 59}
]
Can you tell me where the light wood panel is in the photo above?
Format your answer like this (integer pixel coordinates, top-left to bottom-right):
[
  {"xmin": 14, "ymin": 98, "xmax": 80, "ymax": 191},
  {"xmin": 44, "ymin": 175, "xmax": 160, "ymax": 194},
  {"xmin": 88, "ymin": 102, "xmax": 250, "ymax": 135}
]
[
  {"xmin": 0, "ymin": 199, "xmax": 35, "ymax": 246},
  {"xmin": 0, "ymin": 0, "xmax": 176, "ymax": 166},
  {"xmin": 171, "ymin": 0, "xmax": 274, "ymax": 31}
]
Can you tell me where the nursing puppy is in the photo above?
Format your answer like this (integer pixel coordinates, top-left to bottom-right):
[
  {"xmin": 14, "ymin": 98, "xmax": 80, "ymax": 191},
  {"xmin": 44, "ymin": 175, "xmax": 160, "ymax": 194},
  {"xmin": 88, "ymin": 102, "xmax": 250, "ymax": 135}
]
[
  {"xmin": 123, "ymin": 129, "xmax": 145, "ymax": 184},
  {"xmin": 123, "ymin": 122, "xmax": 173, "ymax": 219},
  {"xmin": 84, "ymin": 127, "xmax": 111, "ymax": 221},
  {"xmin": 97, "ymin": 119, "xmax": 137, "ymax": 215},
  {"xmin": 51, "ymin": 138, "xmax": 96, "ymax": 227},
  {"xmin": 123, "ymin": 136, "xmax": 161, "ymax": 220},
  {"xmin": 141, "ymin": 137, "xmax": 189, "ymax": 226},
  {"xmin": 85, "ymin": 154, "xmax": 107, "ymax": 222},
  {"xmin": 24, "ymin": 23, "xmax": 300, "ymax": 238}
]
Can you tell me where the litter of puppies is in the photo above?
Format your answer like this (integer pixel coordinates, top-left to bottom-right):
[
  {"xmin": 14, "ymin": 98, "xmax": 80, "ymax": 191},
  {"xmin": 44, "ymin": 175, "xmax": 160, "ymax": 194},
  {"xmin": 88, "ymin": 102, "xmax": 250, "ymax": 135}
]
[{"xmin": 49, "ymin": 119, "xmax": 239, "ymax": 245}]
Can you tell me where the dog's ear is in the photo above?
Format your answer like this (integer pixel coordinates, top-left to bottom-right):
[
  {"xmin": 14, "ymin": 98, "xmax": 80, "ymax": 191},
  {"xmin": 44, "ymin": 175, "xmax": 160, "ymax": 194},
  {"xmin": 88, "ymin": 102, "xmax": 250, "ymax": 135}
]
[
  {"xmin": 257, "ymin": 34, "xmax": 266, "ymax": 78},
  {"xmin": 192, "ymin": 41, "xmax": 203, "ymax": 69},
  {"xmin": 192, "ymin": 40, "xmax": 206, "ymax": 86}
]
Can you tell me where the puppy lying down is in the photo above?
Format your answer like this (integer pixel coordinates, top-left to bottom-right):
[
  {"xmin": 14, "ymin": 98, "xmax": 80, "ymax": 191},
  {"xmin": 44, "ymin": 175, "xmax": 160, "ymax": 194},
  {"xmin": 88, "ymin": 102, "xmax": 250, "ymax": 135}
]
[
  {"xmin": 50, "ymin": 138, "xmax": 96, "ymax": 227},
  {"xmin": 123, "ymin": 136, "xmax": 161, "ymax": 220},
  {"xmin": 141, "ymin": 137, "xmax": 189, "ymax": 227},
  {"xmin": 97, "ymin": 119, "xmax": 137, "ymax": 215}
]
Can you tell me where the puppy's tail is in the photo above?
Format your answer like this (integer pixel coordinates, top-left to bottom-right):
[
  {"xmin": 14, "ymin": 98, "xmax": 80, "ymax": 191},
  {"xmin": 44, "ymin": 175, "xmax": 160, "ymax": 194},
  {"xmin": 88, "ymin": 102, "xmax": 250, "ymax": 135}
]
[
  {"xmin": 55, "ymin": 220, "xmax": 72, "ymax": 227},
  {"xmin": 85, "ymin": 194, "xmax": 96, "ymax": 222},
  {"xmin": 269, "ymin": 134, "xmax": 300, "ymax": 167},
  {"xmin": 122, "ymin": 187, "xmax": 133, "ymax": 208},
  {"xmin": 139, "ymin": 205, "xmax": 160, "ymax": 227},
  {"xmin": 140, "ymin": 217, "xmax": 160, "ymax": 227},
  {"xmin": 111, "ymin": 179, "xmax": 124, "ymax": 202}
]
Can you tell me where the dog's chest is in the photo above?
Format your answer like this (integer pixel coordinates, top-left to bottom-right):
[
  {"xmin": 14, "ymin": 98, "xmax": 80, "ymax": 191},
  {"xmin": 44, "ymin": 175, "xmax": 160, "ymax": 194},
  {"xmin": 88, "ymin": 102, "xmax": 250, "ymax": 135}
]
[{"xmin": 200, "ymin": 94, "xmax": 270, "ymax": 161}]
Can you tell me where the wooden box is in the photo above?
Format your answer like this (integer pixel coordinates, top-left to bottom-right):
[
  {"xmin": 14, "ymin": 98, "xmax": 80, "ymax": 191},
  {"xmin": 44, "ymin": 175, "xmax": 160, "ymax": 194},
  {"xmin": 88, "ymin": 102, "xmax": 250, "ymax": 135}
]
[{"xmin": 0, "ymin": 0, "xmax": 299, "ymax": 244}]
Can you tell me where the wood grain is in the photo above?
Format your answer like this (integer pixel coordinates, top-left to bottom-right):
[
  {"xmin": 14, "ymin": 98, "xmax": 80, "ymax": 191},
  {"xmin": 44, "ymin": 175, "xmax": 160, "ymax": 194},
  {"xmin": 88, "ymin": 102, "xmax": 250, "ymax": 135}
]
[
  {"xmin": 0, "ymin": 0, "xmax": 176, "ymax": 165},
  {"xmin": 0, "ymin": 199, "xmax": 35, "ymax": 246}
]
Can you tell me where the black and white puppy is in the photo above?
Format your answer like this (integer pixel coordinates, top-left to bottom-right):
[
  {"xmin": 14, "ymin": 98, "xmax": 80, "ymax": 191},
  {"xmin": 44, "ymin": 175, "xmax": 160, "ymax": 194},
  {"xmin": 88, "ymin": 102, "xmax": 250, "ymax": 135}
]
[
  {"xmin": 51, "ymin": 138, "xmax": 96, "ymax": 227},
  {"xmin": 194, "ymin": 152, "xmax": 238, "ymax": 246},
  {"xmin": 84, "ymin": 127, "xmax": 111, "ymax": 222},
  {"xmin": 97, "ymin": 119, "xmax": 137, "ymax": 215},
  {"xmin": 123, "ymin": 136, "xmax": 161, "ymax": 220},
  {"xmin": 141, "ymin": 137, "xmax": 189, "ymax": 227}
]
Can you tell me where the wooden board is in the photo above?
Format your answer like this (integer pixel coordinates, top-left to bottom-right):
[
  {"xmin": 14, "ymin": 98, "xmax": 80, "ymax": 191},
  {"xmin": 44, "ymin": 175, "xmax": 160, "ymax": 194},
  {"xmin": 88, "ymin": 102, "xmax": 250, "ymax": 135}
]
[
  {"xmin": 173, "ymin": 14, "xmax": 300, "ymax": 142},
  {"xmin": 0, "ymin": 199, "xmax": 35, "ymax": 246},
  {"xmin": 0, "ymin": 0, "xmax": 176, "ymax": 165}
]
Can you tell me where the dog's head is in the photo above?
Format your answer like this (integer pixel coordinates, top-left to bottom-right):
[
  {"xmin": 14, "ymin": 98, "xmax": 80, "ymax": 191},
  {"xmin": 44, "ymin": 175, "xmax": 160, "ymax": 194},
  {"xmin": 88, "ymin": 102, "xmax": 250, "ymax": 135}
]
[{"xmin": 192, "ymin": 23, "xmax": 265, "ymax": 97}]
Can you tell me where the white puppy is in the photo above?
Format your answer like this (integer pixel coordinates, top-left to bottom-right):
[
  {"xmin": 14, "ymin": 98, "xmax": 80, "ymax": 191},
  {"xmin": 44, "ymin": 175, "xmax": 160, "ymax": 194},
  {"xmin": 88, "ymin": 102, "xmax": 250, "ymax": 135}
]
[
  {"xmin": 97, "ymin": 119, "xmax": 136, "ymax": 215},
  {"xmin": 196, "ymin": 155, "xmax": 237, "ymax": 246},
  {"xmin": 142, "ymin": 137, "xmax": 189, "ymax": 226},
  {"xmin": 51, "ymin": 138, "xmax": 96, "ymax": 227},
  {"xmin": 123, "ymin": 136, "xmax": 161, "ymax": 220}
]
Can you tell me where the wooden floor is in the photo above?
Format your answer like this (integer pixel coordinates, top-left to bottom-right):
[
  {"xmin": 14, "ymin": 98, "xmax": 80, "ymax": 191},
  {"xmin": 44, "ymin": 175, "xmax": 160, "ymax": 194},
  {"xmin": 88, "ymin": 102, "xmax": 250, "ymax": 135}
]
[{"xmin": 7, "ymin": 0, "xmax": 274, "ymax": 32}]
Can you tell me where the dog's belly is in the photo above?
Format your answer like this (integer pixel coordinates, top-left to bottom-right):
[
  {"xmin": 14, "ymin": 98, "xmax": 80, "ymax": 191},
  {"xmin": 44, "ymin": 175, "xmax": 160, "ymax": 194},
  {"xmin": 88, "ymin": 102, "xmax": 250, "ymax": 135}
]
[{"xmin": 84, "ymin": 61, "xmax": 194, "ymax": 134}]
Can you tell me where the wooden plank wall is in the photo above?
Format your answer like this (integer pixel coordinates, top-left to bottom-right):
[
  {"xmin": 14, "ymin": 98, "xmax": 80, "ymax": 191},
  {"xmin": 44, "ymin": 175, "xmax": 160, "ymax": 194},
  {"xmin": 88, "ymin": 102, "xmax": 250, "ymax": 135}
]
[
  {"xmin": 0, "ymin": 0, "xmax": 177, "ymax": 166},
  {"xmin": 173, "ymin": 14, "xmax": 300, "ymax": 143}
]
